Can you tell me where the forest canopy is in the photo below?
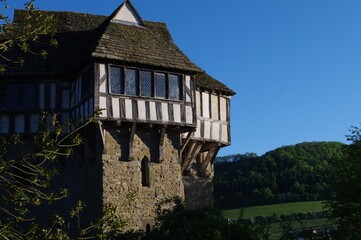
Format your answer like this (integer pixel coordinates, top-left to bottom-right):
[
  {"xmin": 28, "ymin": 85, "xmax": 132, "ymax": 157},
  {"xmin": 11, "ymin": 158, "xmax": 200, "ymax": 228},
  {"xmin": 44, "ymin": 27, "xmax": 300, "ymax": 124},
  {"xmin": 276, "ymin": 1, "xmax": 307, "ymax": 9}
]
[{"xmin": 214, "ymin": 142, "xmax": 345, "ymax": 209}]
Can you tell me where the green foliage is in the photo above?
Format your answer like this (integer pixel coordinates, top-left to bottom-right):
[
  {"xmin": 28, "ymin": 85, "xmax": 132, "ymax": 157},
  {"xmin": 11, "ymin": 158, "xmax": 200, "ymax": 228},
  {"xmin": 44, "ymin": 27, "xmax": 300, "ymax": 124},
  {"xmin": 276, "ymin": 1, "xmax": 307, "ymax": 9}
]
[
  {"xmin": 0, "ymin": 112, "xmax": 134, "ymax": 239},
  {"xmin": 223, "ymin": 201, "xmax": 325, "ymax": 220},
  {"xmin": 214, "ymin": 142, "xmax": 345, "ymax": 208},
  {"xmin": 0, "ymin": 0, "xmax": 57, "ymax": 72},
  {"xmin": 326, "ymin": 126, "xmax": 361, "ymax": 239},
  {"xmin": 149, "ymin": 197, "xmax": 270, "ymax": 240}
]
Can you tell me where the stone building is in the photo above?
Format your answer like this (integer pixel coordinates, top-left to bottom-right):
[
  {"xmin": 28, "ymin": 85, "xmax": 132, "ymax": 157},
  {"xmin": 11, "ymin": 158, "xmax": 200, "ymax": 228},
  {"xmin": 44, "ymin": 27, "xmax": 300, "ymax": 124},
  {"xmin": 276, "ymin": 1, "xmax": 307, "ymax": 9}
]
[{"xmin": 0, "ymin": 0, "xmax": 235, "ymax": 230}]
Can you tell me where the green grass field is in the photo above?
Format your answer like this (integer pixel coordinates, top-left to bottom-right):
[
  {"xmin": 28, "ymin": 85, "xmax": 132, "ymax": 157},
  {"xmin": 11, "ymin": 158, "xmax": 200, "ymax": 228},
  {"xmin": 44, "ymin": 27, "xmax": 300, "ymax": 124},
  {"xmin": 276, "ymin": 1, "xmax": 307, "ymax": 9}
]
[
  {"xmin": 223, "ymin": 201, "xmax": 326, "ymax": 220},
  {"xmin": 222, "ymin": 201, "xmax": 332, "ymax": 239}
]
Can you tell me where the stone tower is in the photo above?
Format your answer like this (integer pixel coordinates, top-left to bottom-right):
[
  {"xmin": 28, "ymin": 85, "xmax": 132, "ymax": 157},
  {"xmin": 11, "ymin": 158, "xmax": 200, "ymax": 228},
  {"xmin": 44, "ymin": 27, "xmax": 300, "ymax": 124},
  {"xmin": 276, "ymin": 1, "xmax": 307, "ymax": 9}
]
[{"xmin": 0, "ymin": 0, "xmax": 235, "ymax": 230}]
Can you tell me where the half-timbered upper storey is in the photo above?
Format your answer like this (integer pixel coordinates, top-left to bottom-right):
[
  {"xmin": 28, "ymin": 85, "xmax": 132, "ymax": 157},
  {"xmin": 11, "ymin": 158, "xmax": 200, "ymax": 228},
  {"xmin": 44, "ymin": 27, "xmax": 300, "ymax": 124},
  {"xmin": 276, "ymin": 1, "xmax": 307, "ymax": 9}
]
[{"xmin": 0, "ymin": 0, "xmax": 235, "ymax": 144}]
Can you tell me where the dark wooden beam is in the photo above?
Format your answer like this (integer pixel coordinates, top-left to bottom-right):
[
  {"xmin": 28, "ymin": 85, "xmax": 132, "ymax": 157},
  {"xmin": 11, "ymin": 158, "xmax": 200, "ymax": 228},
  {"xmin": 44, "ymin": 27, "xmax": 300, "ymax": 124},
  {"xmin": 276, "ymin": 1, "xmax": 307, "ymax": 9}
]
[
  {"xmin": 200, "ymin": 147, "xmax": 218, "ymax": 173},
  {"xmin": 181, "ymin": 141, "xmax": 196, "ymax": 172}
]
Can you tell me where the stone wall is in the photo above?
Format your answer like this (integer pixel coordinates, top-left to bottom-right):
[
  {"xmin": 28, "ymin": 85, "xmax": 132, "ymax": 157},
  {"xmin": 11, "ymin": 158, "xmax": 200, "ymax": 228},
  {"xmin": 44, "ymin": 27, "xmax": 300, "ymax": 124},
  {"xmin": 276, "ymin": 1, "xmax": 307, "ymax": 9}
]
[{"xmin": 102, "ymin": 124, "xmax": 184, "ymax": 230}]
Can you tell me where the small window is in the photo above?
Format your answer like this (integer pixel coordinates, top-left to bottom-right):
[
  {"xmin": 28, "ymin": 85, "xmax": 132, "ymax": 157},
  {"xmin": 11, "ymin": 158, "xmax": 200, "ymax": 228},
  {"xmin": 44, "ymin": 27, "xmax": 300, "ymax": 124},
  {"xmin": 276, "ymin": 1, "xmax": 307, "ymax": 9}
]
[
  {"xmin": 169, "ymin": 74, "xmax": 182, "ymax": 100},
  {"xmin": 109, "ymin": 66, "xmax": 124, "ymax": 94},
  {"xmin": 140, "ymin": 71, "xmax": 152, "ymax": 97},
  {"xmin": 125, "ymin": 68, "xmax": 138, "ymax": 96},
  {"xmin": 141, "ymin": 157, "xmax": 150, "ymax": 187},
  {"xmin": 155, "ymin": 73, "xmax": 166, "ymax": 98}
]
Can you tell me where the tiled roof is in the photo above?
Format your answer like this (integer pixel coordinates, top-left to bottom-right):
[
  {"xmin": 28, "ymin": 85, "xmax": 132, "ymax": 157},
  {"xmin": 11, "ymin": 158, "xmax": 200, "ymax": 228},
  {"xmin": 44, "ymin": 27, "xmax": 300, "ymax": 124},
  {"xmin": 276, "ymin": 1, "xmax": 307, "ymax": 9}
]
[
  {"xmin": 0, "ymin": 7, "xmax": 235, "ymax": 96},
  {"xmin": 1, "ymin": 9, "xmax": 201, "ymax": 76},
  {"xmin": 0, "ymin": 10, "xmax": 105, "ymax": 76},
  {"xmin": 195, "ymin": 72, "xmax": 236, "ymax": 96},
  {"xmin": 93, "ymin": 21, "xmax": 201, "ymax": 73}
]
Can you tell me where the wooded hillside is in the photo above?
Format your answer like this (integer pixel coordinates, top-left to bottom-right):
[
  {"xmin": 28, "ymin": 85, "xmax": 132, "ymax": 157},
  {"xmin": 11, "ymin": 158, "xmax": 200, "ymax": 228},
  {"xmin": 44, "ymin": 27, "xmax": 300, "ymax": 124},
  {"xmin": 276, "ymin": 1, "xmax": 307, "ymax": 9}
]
[{"xmin": 214, "ymin": 142, "xmax": 344, "ymax": 209}]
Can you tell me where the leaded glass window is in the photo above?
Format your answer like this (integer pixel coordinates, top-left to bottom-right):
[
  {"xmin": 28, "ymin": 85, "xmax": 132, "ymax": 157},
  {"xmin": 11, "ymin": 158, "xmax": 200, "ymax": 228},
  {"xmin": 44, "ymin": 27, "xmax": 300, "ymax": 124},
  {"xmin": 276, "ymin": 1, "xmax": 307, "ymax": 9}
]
[
  {"xmin": 125, "ymin": 68, "xmax": 138, "ymax": 96},
  {"xmin": 5, "ymin": 84, "xmax": 19, "ymax": 111},
  {"xmin": 155, "ymin": 73, "xmax": 166, "ymax": 98},
  {"xmin": 169, "ymin": 74, "xmax": 182, "ymax": 100},
  {"xmin": 21, "ymin": 83, "xmax": 36, "ymax": 110},
  {"xmin": 140, "ymin": 71, "xmax": 152, "ymax": 97},
  {"xmin": 110, "ymin": 66, "xmax": 124, "ymax": 94}
]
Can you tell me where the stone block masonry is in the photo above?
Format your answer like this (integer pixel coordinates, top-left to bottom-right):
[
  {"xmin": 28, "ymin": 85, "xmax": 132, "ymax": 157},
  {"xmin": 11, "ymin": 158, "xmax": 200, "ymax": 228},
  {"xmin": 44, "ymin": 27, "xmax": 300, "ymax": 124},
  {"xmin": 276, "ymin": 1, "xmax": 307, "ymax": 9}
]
[{"xmin": 102, "ymin": 124, "xmax": 184, "ymax": 230}]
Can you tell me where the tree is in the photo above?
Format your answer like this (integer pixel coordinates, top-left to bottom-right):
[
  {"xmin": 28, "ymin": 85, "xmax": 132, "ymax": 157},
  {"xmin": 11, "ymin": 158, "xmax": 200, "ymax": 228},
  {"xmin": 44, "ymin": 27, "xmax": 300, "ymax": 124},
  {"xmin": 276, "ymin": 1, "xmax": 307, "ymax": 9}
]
[
  {"xmin": 149, "ymin": 197, "xmax": 270, "ymax": 240},
  {"xmin": 0, "ymin": 114, "xmax": 90, "ymax": 238},
  {"xmin": 327, "ymin": 126, "xmax": 361, "ymax": 239},
  {"xmin": 0, "ymin": 0, "xmax": 57, "ymax": 72}
]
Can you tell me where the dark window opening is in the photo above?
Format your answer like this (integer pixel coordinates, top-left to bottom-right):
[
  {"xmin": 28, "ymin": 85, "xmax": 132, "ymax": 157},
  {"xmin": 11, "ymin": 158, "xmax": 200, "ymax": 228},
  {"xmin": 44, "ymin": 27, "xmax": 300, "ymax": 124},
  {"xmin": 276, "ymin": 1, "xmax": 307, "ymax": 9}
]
[
  {"xmin": 110, "ymin": 66, "xmax": 124, "ymax": 94},
  {"xmin": 1, "ymin": 83, "xmax": 38, "ymax": 111},
  {"xmin": 146, "ymin": 224, "xmax": 151, "ymax": 233},
  {"xmin": 108, "ymin": 65, "xmax": 184, "ymax": 101},
  {"xmin": 141, "ymin": 157, "xmax": 150, "ymax": 187},
  {"xmin": 155, "ymin": 73, "xmax": 166, "ymax": 98},
  {"xmin": 169, "ymin": 74, "xmax": 182, "ymax": 100},
  {"xmin": 125, "ymin": 68, "xmax": 138, "ymax": 96},
  {"xmin": 140, "ymin": 71, "xmax": 152, "ymax": 97}
]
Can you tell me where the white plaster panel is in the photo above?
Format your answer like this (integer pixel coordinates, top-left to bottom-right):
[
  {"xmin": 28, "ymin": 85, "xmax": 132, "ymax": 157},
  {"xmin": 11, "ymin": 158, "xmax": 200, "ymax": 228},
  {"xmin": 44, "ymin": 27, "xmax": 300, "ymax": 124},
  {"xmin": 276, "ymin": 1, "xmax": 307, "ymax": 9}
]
[
  {"xmin": 196, "ymin": 91, "xmax": 201, "ymax": 117},
  {"xmin": 15, "ymin": 115, "xmax": 25, "ymax": 133},
  {"xmin": 80, "ymin": 104, "xmax": 85, "ymax": 120},
  {"xmin": 220, "ymin": 97, "xmax": 227, "ymax": 121},
  {"xmin": 30, "ymin": 114, "xmax": 39, "ymax": 133},
  {"xmin": 125, "ymin": 99, "xmax": 133, "ymax": 119},
  {"xmin": 76, "ymin": 78, "xmax": 80, "ymax": 105},
  {"xmin": 112, "ymin": 98, "xmax": 120, "ymax": 118},
  {"xmin": 62, "ymin": 89, "xmax": 70, "ymax": 109},
  {"xmin": 89, "ymin": 97, "xmax": 94, "ymax": 116},
  {"xmin": 99, "ymin": 64, "xmax": 107, "ymax": 93},
  {"xmin": 212, "ymin": 122, "xmax": 220, "ymax": 141},
  {"xmin": 76, "ymin": 107, "xmax": 80, "ymax": 120},
  {"xmin": 99, "ymin": 96, "xmax": 107, "ymax": 117},
  {"xmin": 113, "ymin": 3, "xmax": 141, "ymax": 24},
  {"xmin": 211, "ymin": 94, "xmax": 219, "ymax": 120},
  {"xmin": 50, "ymin": 83, "xmax": 56, "ymax": 109},
  {"xmin": 173, "ymin": 104, "xmax": 181, "ymax": 123},
  {"xmin": 202, "ymin": 92, "xmax": 210, "ymax": 118},
  {"xmin": 194, "ymin": 120, "xmax": 201, "ymax": 138},
  {"xmin": 149, "ymin": 102, "xmax": 157, "ymax": 121},
  {"xmin": 39, "ymin": 83, "xmax": 45, "ymax": 109},
  {"xmin": 0, "ymin": 115, "xmax": 9, "ymax": 133},
  {"xmin": 185, "ymin": 105, "xmax": 193, "ymax": 124},
  {"xmin": 84, "ymin": 100, "xmax": 89, "ymax": 120},
  {"xmin": 221, "ymin": 124, "xmax": 228, "ymax": 143},
  {"xmin": 185, "ymin": 75, "xmax": 192, "ymax": 102},
  {"xmin": 70, "ymin": 82, "xmax": 75, "ymax": 108},
  {"xmin": 161, "ymin": 103, "xmax": 169, "ymax": 122},
  {"xmin": 137, "ymin": 100, "xmax": 146, "ymax": 120},
  {"xmin": 204, "ymin": 120, "xmax": 211, "ymax": 139},
  {"xmin": 62, "ymin": 112, "xmax": 69, "ymax": 126}
]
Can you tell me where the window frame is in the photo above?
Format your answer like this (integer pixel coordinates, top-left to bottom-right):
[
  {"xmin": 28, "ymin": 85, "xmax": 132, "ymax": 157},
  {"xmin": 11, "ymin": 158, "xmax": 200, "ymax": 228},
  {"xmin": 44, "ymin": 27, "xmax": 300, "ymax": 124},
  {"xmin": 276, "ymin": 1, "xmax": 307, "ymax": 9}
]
[
  {"xmin": 107, "ymin": 65, "xmax": 185, "ymax": 102},
  {"xmin": 0, "ymin": 82, "xmax": 39, "ymax": 112}
]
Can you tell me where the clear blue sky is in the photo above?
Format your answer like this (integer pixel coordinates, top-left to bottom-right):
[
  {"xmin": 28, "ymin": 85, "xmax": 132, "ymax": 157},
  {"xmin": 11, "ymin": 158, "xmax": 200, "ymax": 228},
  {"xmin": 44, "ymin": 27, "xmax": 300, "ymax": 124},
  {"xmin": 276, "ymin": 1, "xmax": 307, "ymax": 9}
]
[{"xmin": 6, "ymin": 0, "xmax": 361, "ymax": 156}]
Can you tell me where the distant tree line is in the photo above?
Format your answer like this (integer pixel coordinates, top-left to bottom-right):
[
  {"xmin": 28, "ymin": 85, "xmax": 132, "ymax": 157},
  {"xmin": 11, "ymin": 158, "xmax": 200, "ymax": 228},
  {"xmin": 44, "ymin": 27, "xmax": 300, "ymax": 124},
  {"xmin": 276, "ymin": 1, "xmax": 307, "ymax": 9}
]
[{"xmin": 214, "ymin": 142, "xmax": 345, "ymax": 209}]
